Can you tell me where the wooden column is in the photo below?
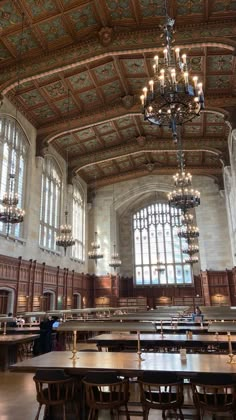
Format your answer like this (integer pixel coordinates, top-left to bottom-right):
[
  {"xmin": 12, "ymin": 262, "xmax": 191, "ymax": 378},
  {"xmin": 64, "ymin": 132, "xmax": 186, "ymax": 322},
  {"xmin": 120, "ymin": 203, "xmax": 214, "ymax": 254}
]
[{"xmin": 14, "ymin": 256, "xmax": 22, "ymax": 315}]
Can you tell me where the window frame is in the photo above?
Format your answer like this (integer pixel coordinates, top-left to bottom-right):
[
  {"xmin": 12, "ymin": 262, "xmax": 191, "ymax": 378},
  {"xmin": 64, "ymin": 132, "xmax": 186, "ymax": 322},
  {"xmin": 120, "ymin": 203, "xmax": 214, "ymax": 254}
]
[{"xmin": 133, "ymin": 202, "xmax": 193, "ymax": 286}]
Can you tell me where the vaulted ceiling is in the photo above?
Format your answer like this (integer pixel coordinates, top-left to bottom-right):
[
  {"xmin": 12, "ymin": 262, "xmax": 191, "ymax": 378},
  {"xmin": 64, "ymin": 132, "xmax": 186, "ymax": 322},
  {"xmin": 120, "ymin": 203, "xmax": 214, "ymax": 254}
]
[{"xmin": 1, "ymin": 0, "xmax": 236, "ymax": 191}]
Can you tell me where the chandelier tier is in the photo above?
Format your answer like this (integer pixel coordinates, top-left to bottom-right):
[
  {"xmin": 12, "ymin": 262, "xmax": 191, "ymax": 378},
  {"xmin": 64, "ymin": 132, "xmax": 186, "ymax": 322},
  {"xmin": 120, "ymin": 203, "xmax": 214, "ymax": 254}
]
[
  {"xmin": 109, "ymin": 243, "xmax": 122, "ymax": 271},
  {"xmin": 182, "ymin": 244, "xmax": 199, "ymax": 256},
  {"xmin": 178, "ymin": 224, "xmax": 199, "ymax": 240},
  {"xmin": 184, "ymin": 256, "xmax": 199, "ymax": 265},
  {"xmin": 88, "ymin": 231, "xmax": 103, "ymax": 264},
  {"xmin": 0, "ymin": 173, "xmax": 25, "ymax": 231},
  {"xmin": 181, "ymin": 213, "xmax": 194, "ymax": 225},
  {"xmin": 56, "ymin": 211, "xmax": 75, "ymax": 255},
  {"xmin": 156, "ymin": 253, "xmax": 165, "ymax": 274},
  {"xmin": 140, "ymin": 4, "xmax": 204, "ymax": 143},
  {"xmin": 168, "ymin": 168, "xmax": 200, "ymax": 212}
]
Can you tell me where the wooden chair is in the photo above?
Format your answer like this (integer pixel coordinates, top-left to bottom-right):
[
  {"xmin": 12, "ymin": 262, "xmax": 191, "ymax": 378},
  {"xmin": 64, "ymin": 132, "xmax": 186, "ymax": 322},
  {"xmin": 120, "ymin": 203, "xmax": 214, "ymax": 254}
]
[
  {"xmin": 138, "ymin": 372, "xmax": 184, "ymax": 420},
  {"xmin": 191, "ymin": 373, "xmax": 236, "ymax": 419},
  {"xmin": 82, "ymin": 371, "xmax": 130, "ymax": 420},
  {"xmin": 33, "ymin": 369, "xmax": 79, "ymax": 420}
]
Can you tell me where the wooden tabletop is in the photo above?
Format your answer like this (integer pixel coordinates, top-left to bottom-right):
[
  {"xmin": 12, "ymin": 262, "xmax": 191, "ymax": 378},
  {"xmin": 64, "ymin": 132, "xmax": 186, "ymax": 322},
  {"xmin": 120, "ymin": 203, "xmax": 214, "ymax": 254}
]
[
  {"xmin": 0, "ymin": 334, "xmax": 39, "ymax": 344},
  {"xmin": 88, "ymin": 333, "xmax": 236, "ymax": 343},
  {"xmin": 11, "ymin": 351, "xmax": 236, "ymax": 377}
]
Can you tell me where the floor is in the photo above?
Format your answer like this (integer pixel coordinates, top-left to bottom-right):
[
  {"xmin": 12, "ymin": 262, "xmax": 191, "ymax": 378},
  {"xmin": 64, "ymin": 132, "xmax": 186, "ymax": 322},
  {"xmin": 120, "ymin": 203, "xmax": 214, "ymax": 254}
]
[{"xmin": 0, "ymin": 344, "xmax": 234, "ymax": 419}]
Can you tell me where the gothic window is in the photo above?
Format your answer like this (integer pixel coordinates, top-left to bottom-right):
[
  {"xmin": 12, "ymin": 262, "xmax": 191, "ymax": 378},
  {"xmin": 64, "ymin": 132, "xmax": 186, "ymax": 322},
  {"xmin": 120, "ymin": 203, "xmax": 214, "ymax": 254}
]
[
  {"xmin": 39, "ymin": 156, "xmax": 61, "ymax": 251},
  {"xmin": 133, "ymin": 202, "xmax": 192, "ymax": 286},
  {"xmin": 0, "ymin": 116, "xmax": 28, "ymax": 237},
  {"xmin": 71, "ymin": 181, "xmax": 85, "ymax": 261}
]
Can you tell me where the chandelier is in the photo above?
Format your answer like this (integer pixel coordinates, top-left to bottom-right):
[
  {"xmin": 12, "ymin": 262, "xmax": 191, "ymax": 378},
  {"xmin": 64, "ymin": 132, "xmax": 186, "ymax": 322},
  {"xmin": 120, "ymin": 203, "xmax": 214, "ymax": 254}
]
[
  {"xmin": 182, "ymin": 244, "xmax": 199, "ymax": 256},
  {"xmin": 181, "ymin": 213, "xmax": 193, "ymax": 225},
  {"xmin": 56, "ymin": 210, "xmax": 75, "ymax": 255},
  {"xmin": 178, "ymin": 224, "xmax": 199, "ymax": 240},
  {"xmin": 109, "ymin": 243, "xmax": 122, "ymax": 271},
  {"xmin": 140, "ymin": 3, "xmax": 204, "ymax": 143},
  {"xmin": 0, "ymin": 173, "xmax": 25, "ymax": 234},
  {"xmin": 168, "ymin": 170, "xmax": 200, "ymax": 212},
  {"xmin": 184, "ymin": 256, "xmax": 199, "ymax": 265},
  {"xmin": 156, "ymin": 253, "xmax": 165, "ymax": 274},
  {"xmin": 88, "ymin": 231, "xmax": 103, "ymax": 264}
]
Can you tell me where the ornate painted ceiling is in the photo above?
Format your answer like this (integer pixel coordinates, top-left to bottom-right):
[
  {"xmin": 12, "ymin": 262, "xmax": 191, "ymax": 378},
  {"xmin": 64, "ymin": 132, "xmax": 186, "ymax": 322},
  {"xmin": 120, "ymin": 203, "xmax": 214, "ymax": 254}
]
[{"xmin": 1, "ymin": 0, "xmax": 236, "ymax": 190}]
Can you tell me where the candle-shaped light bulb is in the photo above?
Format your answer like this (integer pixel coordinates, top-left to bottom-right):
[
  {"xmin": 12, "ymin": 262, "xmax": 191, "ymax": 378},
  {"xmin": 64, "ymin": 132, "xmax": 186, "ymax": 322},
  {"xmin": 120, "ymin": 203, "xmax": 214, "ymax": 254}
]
[
  {"xmin": 193, "ymin": 76, "xmax": 198, "ymax": 88},
  {"xmin": 182, "ymin": 54, "xmax": 187, "ymax": 64},
  {"xmin": 163, "ymin": 48, "xmax": 168, "ymax": 61},
  {"xmin": 184, "ymin": 72, "xmax": 189, "ymax": 84},
  {"xmin": 154, "ymin": 55, "xmax": 159, "ymax": 66},
  {"xmin": 143, "ymin": 87, "xmax": 148, "ymax": 98},
  {"xmin": 140, "ymin": 94, "xmax": 145, "ymax": 105},
  {"xmin": 159, "ymin": 75, "xmax": 165, "ymax": 87},
  {"xmin": 175, "ymin": 48, "xmax": 180, "ymax": 60},
  {"xmin": 198, "ymin": 82, "xmax": 203, "ymax": 94},
  {"xmin": 171, "ymin": 69, "xmax": 176, "ymax": 84},
  {"xmin": 149, "ymin": 80, "xmax": 154, "ymax": 92}
]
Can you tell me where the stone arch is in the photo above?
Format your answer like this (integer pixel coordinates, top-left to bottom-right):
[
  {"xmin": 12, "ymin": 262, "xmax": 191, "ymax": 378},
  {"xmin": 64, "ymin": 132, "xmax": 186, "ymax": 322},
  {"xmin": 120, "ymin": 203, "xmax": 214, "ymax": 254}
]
[
  {"xmin": 43, "ymin": 289, "xmax": 56, "ymax": 311},
  {"xmin": 73, "ymin": 292, "xmax": 82, "ymax": 309},
  {"xmin": 0, "ymin": 287, "xmax": 15, "ymax": 315}
]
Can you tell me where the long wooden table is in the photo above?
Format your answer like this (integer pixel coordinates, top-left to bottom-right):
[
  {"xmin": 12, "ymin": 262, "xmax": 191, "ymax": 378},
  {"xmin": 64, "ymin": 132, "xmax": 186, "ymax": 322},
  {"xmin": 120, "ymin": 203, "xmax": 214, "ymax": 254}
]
[
  {"xmin": 0, "ymin": 334, "xmax": 39, "ymax": 371},
  {"xmin": 88, "ymin": 333, "xmax": 235, "ymax": 352},
  {"xmin": 11, "ymin": 351, "xmax": 236, "ymax": 378}
]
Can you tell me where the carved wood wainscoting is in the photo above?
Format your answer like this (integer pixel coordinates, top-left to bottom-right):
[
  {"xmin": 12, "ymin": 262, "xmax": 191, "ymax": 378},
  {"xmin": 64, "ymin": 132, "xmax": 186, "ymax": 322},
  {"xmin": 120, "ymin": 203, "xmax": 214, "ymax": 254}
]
[{"xmin": 0, "ymin": 254, "xmax": 93, "ymax": 314}]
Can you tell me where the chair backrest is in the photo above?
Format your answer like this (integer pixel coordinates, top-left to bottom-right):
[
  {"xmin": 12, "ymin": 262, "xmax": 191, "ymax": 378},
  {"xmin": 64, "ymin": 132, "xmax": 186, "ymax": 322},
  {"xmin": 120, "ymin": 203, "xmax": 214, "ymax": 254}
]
[
  {"xmin": 82, "ymin": 371, "xmax": 129, "ymax": 409},
  {"xmin": 138, "ymin": 372, "xmax": 184, "ymax": 408},
  {"xmin": 33, "ymin": 369, "xmax": 76, "ymax": 406},
  {"xmin": 191, "ymin": 374, "xmax": 236, "ymax": 414}
]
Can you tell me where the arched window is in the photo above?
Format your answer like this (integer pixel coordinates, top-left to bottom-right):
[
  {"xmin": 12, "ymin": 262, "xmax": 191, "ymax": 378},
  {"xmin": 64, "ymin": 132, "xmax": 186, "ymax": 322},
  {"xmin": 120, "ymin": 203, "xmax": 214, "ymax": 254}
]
[
  {"xmin": 39, "ymin": 156, "xmax": 61, "ymax": 251},
  {"xmin": 0, "ymin": 116, "xmax": 28, "ymax": 237},
  {"xmin": 71, "ymin": 181, "xmax": 85, "ymax": 261},
  {"xmin": 133, "ymin": 202, "xmax": 192, "ymax": 286}
]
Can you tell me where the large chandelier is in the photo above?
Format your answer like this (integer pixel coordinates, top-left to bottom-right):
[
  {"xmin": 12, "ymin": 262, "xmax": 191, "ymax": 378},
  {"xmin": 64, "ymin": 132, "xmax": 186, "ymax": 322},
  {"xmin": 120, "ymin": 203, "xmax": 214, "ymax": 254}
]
[
  {"xmin": 140, "ymin": 5, "xmax": 204, "ymax": 143},
  {"xmin": 88, "ymin": 231, "xmax": 103, "ymax": 264},
  {"xmin": 168, "ymin": 170, "xmax": 200, "ymax": 212},
  {"xmin": 56, "ymin": 210, "xmax": 75, "ymax": 255},
  {"xmin": 109, "ymin": 243, "xmax": 122, "ymax": 271},
  {"xmin": 0, "ymin": 173, "xmax": 25, "ymax": 234}
]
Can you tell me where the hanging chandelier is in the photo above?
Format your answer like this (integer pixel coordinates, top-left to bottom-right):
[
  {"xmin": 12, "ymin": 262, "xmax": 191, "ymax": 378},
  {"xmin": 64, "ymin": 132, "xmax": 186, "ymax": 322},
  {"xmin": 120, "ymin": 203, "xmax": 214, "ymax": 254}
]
[
  {"xmin": 156, "ymin": 253, "xmax": 165, "ymax": 274},
  {"xmin": 140, "ymin": 3, "xmax": 204, "ymax": 143},
  {"xmin": 56, "ymin": 210, "xmax": 75, "ymax": 255},
  {"xmin": 168, "ymin": 169, "xmax": 200, "ymax": 212},
  {"xmin": 181, "ymin": 213, "xmax": 194, "ymax": 225},
  {"xmin": 109, "ymin": 243, "xmax": 122, "ymax": 271},
  {"xmin": 182, "ymin": 244, "xmax": 199, "ymax": 256},
  {"xmin": 178, "ymin": 224, "xmax": 199, "ymax": 240},
  {"xmin": 88, "ymin": 231, "xmax": 103, "ymax": 264},
  {"xmin": 0, "ymin": 173, "xmax": 25, "ymax": 233},
  {"xmin": 184, "ymin": 256, "xmax": 199, "ymax": 265}
]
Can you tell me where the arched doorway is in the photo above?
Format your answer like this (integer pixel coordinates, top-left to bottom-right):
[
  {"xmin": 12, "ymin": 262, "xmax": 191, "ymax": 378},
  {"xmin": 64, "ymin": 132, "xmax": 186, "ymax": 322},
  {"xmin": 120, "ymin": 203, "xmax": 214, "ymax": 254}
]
[
  {"xmin": 73, "ymin": 293, "xmax": 81, "ymax": 309},
  {"xmin": 42, "ymin": 290, "xmax": 55, "ymax": 311},
  {"xmin": 0, "ymin": 287, "xmax": 15, "ymax": 314}
]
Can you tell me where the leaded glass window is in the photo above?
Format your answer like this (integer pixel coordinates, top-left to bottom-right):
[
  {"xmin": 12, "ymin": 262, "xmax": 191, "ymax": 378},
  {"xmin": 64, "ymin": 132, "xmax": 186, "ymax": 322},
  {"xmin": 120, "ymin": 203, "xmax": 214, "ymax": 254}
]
[
  {"xmin": 0, "ymin": 116, "xmax": 28, "ymax": 237},
  {"xmin": 71, "ymin": 182, "xmax": 85, "ymax": 261},
  {"xmin": 39, "ymin": 157, "xmax": 61, "ymax": 251},
  {"xmin": 133, "ymin": 203, "xmax": 192, "ymax": 285}
]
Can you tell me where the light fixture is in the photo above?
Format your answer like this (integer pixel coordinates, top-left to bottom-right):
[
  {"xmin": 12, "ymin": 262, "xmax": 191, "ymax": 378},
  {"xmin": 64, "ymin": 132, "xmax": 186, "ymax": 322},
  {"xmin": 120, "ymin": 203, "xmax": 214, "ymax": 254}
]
[
  {"xmin": 178, "ymin": 224, "xmax": 199, "ymax": 240},
  {"xmin": 109, "ymin": 184, "xmax": 122, "ymax": 272},
  {"xmin": 182, "ymin": 244, "xmax": 199, "ymax": 256},
  {"xmin": 0, "ymin": 13, "xmax": 25, "ymax": 235},
  {"xmin": 140, "ymin": 1, "xmax": 204, "ymax": 143},
  {"xmin": 181, "ymin": 213, "xmax": 194, "ymax": 225},
  {"xmin": 88, "ymin": 231, "xmax": 103, "ymax": 264},
  {"xmin": 109, "ymin": 243, "xmax": 122, "ymax": 271},
  {"xmin": 56, "ymin": 210, "xmax": 75, "ymax": 255},
  {"xmin": 156, "ymin": 252, "xmax": 165, "ymax": 274},
  {"xmin": 56, "ymin": 89, "xmax": 75, "ymax": 255},
  {"xmin": 184, "ymin": 256, "xmax": 199, "ymax": 265}
]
